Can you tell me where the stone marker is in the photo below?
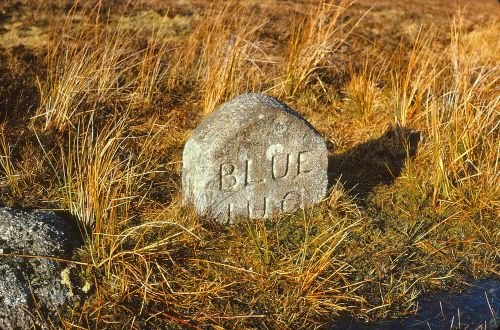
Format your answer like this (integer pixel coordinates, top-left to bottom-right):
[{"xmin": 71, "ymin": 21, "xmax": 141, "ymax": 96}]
[{"xmin": 183, "ymin": 93, "xmax": 329, "ymax": 223}]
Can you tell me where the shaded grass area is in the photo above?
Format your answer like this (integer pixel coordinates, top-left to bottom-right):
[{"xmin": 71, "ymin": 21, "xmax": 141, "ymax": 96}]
[
  {"xmin": 0, "ymin": 0, "xmax": 498, "ymax": 328},
  {"xmin": 333, "ymin": 278, "xmax": 500, "ymax": 329},
  {"xmin": 329, "ymin": 125, "xmax": 421, "ymax": 199}
]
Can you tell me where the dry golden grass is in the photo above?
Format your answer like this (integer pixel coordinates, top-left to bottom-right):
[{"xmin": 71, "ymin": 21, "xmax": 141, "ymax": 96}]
[
  {"xmin": 0, "ymin": 125, "xmax": 22, "ymax": 198},
  {"xmin": 0, "ymin": 0, "xmax": 498, "ymax": 328},
  {"xmin": 284, "ymin": 0, "xmax": 364, "ymax": 97}
]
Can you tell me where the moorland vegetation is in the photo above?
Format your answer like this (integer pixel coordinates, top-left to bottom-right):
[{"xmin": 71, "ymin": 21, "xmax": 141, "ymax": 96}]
[{"xmin": 0, "ymin": 0, "xmax": 498, "ymax": 328}]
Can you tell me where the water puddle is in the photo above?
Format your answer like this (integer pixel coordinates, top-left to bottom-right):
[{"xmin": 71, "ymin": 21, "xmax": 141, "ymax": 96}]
[{"xmin": 332, "ymin": 279, "xmax": 500, "ymax": 329}]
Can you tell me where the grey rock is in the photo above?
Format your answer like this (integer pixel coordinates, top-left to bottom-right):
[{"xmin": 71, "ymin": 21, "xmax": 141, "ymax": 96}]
[
  {"xmin": 0, "ymin": 208, "xmax": 83, "ymax": 329},
  {"xmin": 183, "ymin": 93, "xmax": 329, "ymax": 223}
]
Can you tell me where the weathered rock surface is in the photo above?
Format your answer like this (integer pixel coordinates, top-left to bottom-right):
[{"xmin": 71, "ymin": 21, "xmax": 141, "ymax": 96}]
[
  {"xmin": 183, "ymin": 93, "xmax": 329, "ymax": 223},
  {"xmin": 0, "ymin": 208, "xmax": 83, "ymax": 329}
]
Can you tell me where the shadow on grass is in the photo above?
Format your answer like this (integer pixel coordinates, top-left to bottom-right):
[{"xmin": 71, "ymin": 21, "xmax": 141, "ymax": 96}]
[
  {"xmin": 328, "ymin": 125, "xmax": 421, "ymax": 199},
  {"xmin": 331, "ymin": 278, "xmax": 500, "ymax": 330},
  {"xmin": 0, "ymin": 48, "xmax": 41, "ymax": 125}
]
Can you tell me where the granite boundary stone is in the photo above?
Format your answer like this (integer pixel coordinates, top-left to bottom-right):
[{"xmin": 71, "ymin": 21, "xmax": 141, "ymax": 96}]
[{"xmin": 182, "ymin": 93, "xmax": 329, "ymax": 223}]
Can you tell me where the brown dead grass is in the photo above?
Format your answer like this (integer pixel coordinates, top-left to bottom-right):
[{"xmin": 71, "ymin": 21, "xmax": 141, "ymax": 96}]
[{"xmin": 0, "ymin": 0, "xmax": 498, "ymax": 328}]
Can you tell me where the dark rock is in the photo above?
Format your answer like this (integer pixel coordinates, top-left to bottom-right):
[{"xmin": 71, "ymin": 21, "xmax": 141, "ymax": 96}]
[{"xmin": 0, "ymin": 208, "xmax": 83, "ymax": 329}]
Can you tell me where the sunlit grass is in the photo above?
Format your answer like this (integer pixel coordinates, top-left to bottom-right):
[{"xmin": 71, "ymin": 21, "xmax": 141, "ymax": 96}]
[{"xmin": 0, "ymin": 0, "xmax": 497, "ymax": 328}]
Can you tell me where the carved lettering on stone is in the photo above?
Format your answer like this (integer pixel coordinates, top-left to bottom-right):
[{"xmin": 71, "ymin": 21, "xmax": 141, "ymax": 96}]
[{"xmin": 182, "ymin": 93, "xmax": 329, "ymax": 223}]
